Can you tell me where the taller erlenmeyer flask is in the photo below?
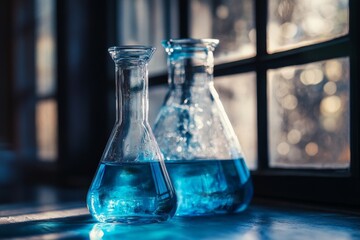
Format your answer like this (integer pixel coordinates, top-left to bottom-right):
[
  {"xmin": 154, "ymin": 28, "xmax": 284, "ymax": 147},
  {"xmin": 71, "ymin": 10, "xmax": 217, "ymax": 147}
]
[
  {"xmin": 87, "ymin": 46, "xmax": 177, "ymax": 224},
  {"xmin": 153, "ymin": 39, "xmax": 253, "ymax": 216}
]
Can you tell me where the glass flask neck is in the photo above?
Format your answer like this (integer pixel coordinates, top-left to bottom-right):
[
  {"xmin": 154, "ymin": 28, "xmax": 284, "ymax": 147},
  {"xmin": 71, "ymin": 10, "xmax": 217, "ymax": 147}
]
[
  {"xmin": 162, "ymin": 39, "xmax": 219, "ymax": 88},
  {"xmin": 115, "ymin": 62, "xmax": 148, "ymax": 123},
  {"xmin": 109, "ymin": 46, "xmax": 155, "ymax": 124}
]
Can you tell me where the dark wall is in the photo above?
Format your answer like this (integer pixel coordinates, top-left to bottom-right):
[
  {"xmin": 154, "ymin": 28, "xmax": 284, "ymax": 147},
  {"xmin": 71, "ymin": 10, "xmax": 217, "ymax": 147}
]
[
  {"xmin": 1, "ymin": 0, "xmax": 116, "ymax": 187},
  {"xmin": 57, "ymin": 0, "xmax": 115, "ymax": 185},
  {"xmin": 0, "ymin": 0, "xmax": 13, "ymax": 148}
]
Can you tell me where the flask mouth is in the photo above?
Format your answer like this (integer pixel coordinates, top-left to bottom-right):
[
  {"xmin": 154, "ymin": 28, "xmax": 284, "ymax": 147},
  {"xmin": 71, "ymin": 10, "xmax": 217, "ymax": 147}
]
[
  {"xmin": 162, "ymin": 38, "xmax": 219, "ymax": 52},
  {"xmin": 108, "ymin": 46, "xmax": 156, "ymax": 63}
]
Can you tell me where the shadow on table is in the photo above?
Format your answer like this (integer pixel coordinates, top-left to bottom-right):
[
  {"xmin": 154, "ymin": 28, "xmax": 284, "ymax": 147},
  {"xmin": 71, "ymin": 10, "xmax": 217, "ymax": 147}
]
[
  {"xmin": 0, "ymin": 212, "xmax": 258, "ymax": 240},
  {"xmin": 2, "ymin": 205, "xmax": 359, "ymax": 240}
]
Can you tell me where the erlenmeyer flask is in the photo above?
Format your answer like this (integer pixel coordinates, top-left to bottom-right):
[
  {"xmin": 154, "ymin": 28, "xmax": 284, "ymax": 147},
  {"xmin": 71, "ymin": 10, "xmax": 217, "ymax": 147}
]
[
  {"xmin": 153, "ymin": 39, "xmax": 253, "ymax": 216},
  {"xmin": 87, "ymin": 46, "xmax": 177, "ymax": 224}
]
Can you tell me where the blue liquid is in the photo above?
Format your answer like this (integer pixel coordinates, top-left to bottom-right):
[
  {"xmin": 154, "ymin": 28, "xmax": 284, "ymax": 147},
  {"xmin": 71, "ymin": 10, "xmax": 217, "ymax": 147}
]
[
  {"xmin": 165, "ymin": 158, "xmax": 253, "ymax": 216},
  {"xmin": 87, "ymin": 162, "xmax": 177, "ymax": 224}
]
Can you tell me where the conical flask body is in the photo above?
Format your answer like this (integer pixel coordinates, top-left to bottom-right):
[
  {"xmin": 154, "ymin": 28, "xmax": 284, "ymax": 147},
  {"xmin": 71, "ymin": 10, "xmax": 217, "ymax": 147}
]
[
  {"xmin": 153, "ymin": 39, "xmax": 253, "ymax": 216},
  {"xmin": 87, "ymin": 46, "xmax": 176, "ymax": 223}
]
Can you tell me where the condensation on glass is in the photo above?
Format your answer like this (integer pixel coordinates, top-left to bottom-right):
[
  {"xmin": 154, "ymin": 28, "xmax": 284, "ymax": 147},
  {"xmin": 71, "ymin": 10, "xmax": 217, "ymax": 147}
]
[
  {"xmin": 268, "ymin": 57, "xmax": 350, "ymax": 168},
  {"xmin": 117, "ymin": 0, "xmax": 178, "ymax": 76},
  {"xmin": 35, "ymin": 0, "xmax": 57, "ymax": 162},
  {"xmin": 214, "ymin": 73, "xmax": 257, "ymax": 170},
  {"xmin": 268, "ymin": 0, "xmax": 349, "ymax": 53},
  {"xmin": 190, "ymin": 0, "xmax": 256, "ymax": 63}
]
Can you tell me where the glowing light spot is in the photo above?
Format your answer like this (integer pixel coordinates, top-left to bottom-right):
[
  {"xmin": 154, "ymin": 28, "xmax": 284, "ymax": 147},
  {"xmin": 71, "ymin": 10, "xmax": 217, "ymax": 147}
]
[
  {"xmin": 277, "ymin": 142, "xmax": 290, "ymax": 155},
  {"xmin": 325, "ymin": 60, "xmax": 342, "ymax": 82},
  {"xmin": 320, "ymin": 96, "xmax": 342, "ymax": 116},
  {"xmin": 235, "ymin": 20, "xmax": 246, "ymax": 33},
  {"xmin": 280, "ymin": 67, "xmax": 296, "ymax": 80},
  {"xmin": 90, "ymin": 225, "xmax": 105, "ymax": 239},
  {"xmin": 280, "ymin": 22, "xmax": 298, "ymax": 39},
  {"xmin": 300, "ymin": 68, "xmax": 323, "ymax": 85},
  {"xmin": 275, "ymin": 82, "xmax": 289, "ymax": 99},
  {"xmin": 176, "ymin": 146, "xmax": 182, "ymax": 152},
  {"xmin": 282, "ymin": 94, "xmax": 298, "ymax": 110},
  {"xmin": 323, "ymin": 82, "xmax": 337, "ymax": 95},
  {"xmin": 305, "ymin": 142, "xmax": 318, "ymax": 156},
  {"xmin": 216, "ymin": 5, "xmax": 229, "ymax": 19},
  {"xmin": 319, "ymin": 4, "xmax": 337, "ymax": 19},
  {"xmin": 249, "ymin": 28, "xmax": 256, "ymax": 43},
  {"xmin": 287, "ymin": 129, "xmax": 302, "ymax": 144},
  {"xmin": 302, "ymin": 15, "xmax": 333, "ymax": 36},
  {"xmin": 322, "ymin": 117, "xmax": 338, "ymax": 132}
]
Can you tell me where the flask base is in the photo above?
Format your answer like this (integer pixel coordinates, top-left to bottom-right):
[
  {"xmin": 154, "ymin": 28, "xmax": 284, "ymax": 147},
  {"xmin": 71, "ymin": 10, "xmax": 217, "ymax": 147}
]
[
  {"xmin": 166, "ymin": 158, "xmax": 253, "ymax": 216},
  {"xmin": 87, "ymin": 162, "xmax": 177, "ymax": 224},
  {"xmin": 92, "ymin": 214, "xmax": 171, "ymax": 224}
]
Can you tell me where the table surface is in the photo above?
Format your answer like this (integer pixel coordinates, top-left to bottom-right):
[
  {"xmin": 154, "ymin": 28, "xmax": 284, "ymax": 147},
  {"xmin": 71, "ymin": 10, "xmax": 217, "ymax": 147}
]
[{"xmin": 0, "ymin": 201, "xmax": 360, "ymax": 240}]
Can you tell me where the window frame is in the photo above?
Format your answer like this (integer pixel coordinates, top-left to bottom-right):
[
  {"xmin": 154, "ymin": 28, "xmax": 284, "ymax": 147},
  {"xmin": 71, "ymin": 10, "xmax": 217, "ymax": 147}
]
[
  {"xmin": 172, "ymin": 0, "xmax": 360, "ymax": 206},
  {"xmin": 0, "ymin": 0, "xmax": 13, "ymax": 149}
]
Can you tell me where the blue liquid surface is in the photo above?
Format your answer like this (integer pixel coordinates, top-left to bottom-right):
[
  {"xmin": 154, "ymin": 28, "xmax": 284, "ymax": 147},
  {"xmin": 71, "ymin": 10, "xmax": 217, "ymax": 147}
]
[
  {"xmin": 87, "ymin": 162, "xmax": 176, "ymax": 224},
  {"xmin": 166, "ymin": 158, "xmax": 253, "ymax": 216}
]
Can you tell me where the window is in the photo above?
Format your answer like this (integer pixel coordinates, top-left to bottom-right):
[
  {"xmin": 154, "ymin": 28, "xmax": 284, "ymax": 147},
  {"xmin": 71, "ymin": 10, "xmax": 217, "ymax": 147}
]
[
  {"xmin": 215, "ymin": 73, "xmax": 258, "ymax": 170},
  {"xmin": 3, "ymin": 0, "xmax": 58, "ymax": 163},
  {"xmin": 116, "ymin": 0, "xmax": 178, "ymax": 76},
  {"xmin": 180, "ymin": 0, "xmax": 358, "ymax": 205},
  {"xmin": 35, "ymin": 0, "xmax": 58, "ymax": 162},
  {"xmin": 115, "ymin": 0, "xmax": 179, "ymax": 125},
  {"xmin": 268, "ymin": 58, "xmax": 350, "ymax": 169},
  {"xmin": 190, "ymin": 0, "xmax": 256, "ymax": 63},
  {"xmin": 2, "ymin": 0, "xmax": 358, "ymax": 205}
]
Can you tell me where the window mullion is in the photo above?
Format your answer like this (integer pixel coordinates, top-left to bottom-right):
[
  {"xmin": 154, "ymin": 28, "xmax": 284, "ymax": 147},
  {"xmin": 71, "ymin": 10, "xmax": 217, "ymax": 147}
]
[
  {"xmin": 255, "ymin": 0, "xmax": 269, "ymax": 170},
  {"xmin": 179, "ymin": 0, "xmax": 190, "ymax": 38},
  {"xmin": 349, "ymin": 0, "xmax": 360, "ymax": 177},
  {"xmin": 261, "ymin": 37, "xmax": 350, "ymax": 69}
]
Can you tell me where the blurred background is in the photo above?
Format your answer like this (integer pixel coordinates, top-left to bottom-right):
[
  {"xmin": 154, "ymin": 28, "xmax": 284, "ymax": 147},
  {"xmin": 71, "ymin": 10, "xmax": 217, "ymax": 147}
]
[{"xmin": 0, "ymin": 0, "xmax": 356, "ymax": 205}]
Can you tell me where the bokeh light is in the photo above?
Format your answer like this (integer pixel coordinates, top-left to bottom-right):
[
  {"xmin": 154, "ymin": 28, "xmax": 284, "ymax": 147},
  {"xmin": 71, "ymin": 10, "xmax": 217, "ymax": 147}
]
[
  {"xmin": 287, "ymin": 129, "xmax": 302, "ymax": 144},
  {"xmin": 305, "ymin": 142, "xmax": 319, "ymax": 156},
  {"xmin": 191, "ymin": 0, "xmax": 256, "ymax": 63},
  {"xmin": 320, "ymin": 96, "xmax": 342, "ymax": 116},
  {"xmin": 268, "ymin": 57, "xmax": 349, "ymax": 168},
  {"xmin": 323, "ymin": 82, "xmax": 337, "ymax": 95},
  {"xmin": 268, "ymin": 0, "xmax": 349, "ymax": 53}
]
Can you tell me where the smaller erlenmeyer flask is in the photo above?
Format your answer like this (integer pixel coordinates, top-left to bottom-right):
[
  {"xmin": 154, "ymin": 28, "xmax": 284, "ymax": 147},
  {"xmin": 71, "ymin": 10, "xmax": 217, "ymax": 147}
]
[{"xmin": 87, "ymin": 46, "xmax": 177, "ymax": 224}]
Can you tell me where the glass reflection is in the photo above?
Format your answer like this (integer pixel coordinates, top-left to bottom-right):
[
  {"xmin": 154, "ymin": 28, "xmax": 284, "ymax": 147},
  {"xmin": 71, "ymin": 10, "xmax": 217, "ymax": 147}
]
[
  {"xmin": 268, "ymin": 0, "xmax": 349, "ymax": 53},
  {"xmin": 268, "ymin": 58, "xmax": 350, "ymax": 168},
  {"xmin": 214, "ymin": 72, "xmax": 257, "ymax": 169}
]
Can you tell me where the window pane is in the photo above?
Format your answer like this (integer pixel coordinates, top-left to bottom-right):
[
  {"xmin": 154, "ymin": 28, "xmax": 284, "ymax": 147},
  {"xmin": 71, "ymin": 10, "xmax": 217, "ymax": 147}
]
[
  {"xmin": 35, "ymin": 0, "xmax": 56, "ymax": 96},
  {"xmin": 215, "ymin": 73, "xmax": 257, "ymax": 169},
  {"xmin": 268, "ymin": 58, "xmax": 350, "ymax": 168},
  {"xmin": 117, "ymin": 0, "xmax": 178, "ymax": 76},
  {"xmin": 190, "ymin": 0, "xmax": 256, "ymax": 63},
  {"xmin": 148, "ymin": 85, "xmax": 168, "ymax": 126},
  {"xmin": 268, "ymin": 0, "xmax": 349, "ymax": 53},
  {"xmin": 36, "ymin": 100, "xmax": 58, "ymax": 161}
]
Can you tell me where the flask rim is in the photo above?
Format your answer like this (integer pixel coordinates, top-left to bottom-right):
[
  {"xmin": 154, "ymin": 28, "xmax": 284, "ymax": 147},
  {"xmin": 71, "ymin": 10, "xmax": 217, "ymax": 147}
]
[
  {"xmin": 162, "ymin": 38, "xmax": 219, "ymax": 51},
  {"xmin": 108, "ymin": 46, "xmax": 156, "ymax": 63}
]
